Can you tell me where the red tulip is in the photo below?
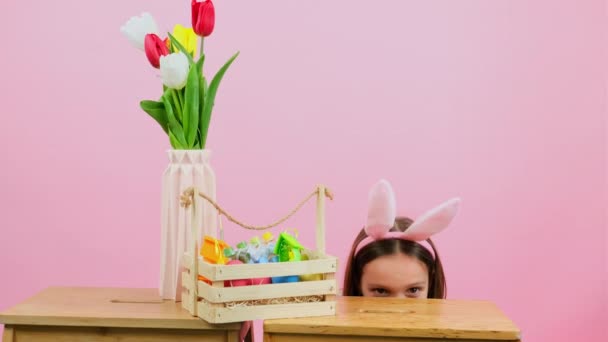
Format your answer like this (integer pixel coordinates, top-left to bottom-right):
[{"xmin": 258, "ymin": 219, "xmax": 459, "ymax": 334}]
[
  {"xmin": 191, "ymin": 0, "xmax": 215, "ymax": 37},
  {"xmin": 144, "ymin": 33, "xmax": 170, "ymax": 68}
]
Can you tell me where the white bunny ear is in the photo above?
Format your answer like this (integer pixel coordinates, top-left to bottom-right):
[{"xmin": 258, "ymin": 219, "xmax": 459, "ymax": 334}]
[
  {"xmin": 402, "ymin": 197, "xmax": 461, "ymax": 241},
  {"xmin": 365, "ymin": 179, "xmax": 397, "ymax": 239}
]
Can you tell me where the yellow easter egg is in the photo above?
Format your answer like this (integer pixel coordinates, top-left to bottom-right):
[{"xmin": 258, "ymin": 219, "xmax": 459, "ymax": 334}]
[{"xmin": 300, "ymin": 273, "xmax": 323, "ymax": 281}]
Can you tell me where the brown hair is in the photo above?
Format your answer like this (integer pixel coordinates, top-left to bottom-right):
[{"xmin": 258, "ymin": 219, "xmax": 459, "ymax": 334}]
[{"xmin": 342, "ymin": 217, "xmax": 447, "ymax": 298}]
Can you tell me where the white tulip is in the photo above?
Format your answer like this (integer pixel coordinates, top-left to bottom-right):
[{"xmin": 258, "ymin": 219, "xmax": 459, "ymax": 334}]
[
  {"xmin": 160, "ymin": 52, "xmax": 190, "ymax": 89},
  {"xmin": 120, "ymin": 12, "xmax": 159, "ymax": 51}
]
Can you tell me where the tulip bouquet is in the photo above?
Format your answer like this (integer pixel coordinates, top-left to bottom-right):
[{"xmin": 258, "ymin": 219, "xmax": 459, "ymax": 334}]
[{"xmin": 121, "ymin": 0, "xmax": 238, "ymax": 149}]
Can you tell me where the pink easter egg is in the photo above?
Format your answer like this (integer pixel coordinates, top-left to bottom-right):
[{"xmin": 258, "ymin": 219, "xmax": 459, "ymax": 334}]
[
  {"xmin": 250, "ymin": 277, "xmax": 272, "ymax": 285},
  {"xmin": 225, "ymin": 278, "xmax": 250, "ymax": 287}
]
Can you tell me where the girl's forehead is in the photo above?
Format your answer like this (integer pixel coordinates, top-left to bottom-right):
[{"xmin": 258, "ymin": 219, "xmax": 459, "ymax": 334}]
[{"xmin": 361, "ymin": 253, "xmax": 429, "ymax": 287}]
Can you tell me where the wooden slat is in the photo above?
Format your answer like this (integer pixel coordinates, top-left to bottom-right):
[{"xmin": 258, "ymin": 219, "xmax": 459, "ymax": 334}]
[
  {"xmin": 199, "ymin": 301, "xmax": 336, "ymax": 324},
  {"xmin": 197, "ymin": 302, "xmax": 217, "ymax": 324},
  {"xmin": 323, "ymin": 273, "xmax": 336, "ymax": 302},
  {"xmin": 181, "ymin": 291, "xmax": 193, "ymax": 314},
  {"xmin": 199, "ymin": 280, "xmax": 337, "ymax": 303},
  {"xmin": 196, "ymin": 300, "xmax": 226, "ymax": 325},
  {"xmin": 316, "ymin": 185, "xmax": 326, "ymax": 254},
  {"xmin": 182, "ymin": 253, "xmax": 193, "ymax": 271},
  {"xmin": 181, "ymin": 272, "xmax": 191, "ymax": 291},
  {"xmin": 199, "ymin": 257, "xmax": 338, "ymax": 281}
]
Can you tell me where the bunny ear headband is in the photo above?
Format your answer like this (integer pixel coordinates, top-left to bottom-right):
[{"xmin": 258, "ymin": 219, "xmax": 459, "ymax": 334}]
[{"xmin": 354, "ymin": 179, "xmax": 462, "ymax": 258}]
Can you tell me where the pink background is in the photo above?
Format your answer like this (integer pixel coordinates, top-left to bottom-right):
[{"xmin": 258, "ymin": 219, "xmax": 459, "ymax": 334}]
[{"xmin": 0, "ymin": 0, "xmax": 605, "ymax": 341}]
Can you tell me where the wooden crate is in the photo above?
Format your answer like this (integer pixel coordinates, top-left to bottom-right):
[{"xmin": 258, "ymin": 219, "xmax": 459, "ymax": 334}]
[{"xmin": 180, "ymin": 185, "xmax": 337, "ymax": 324}]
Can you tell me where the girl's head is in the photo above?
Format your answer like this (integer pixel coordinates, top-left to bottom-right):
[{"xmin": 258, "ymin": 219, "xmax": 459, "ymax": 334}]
[
  {"xmin": 342, "ymin": 180, "xmax": 460, "ymax": 299},
  {"xmin": 344, "ymin": 217, "xmax": 446, "ymax": 298}
]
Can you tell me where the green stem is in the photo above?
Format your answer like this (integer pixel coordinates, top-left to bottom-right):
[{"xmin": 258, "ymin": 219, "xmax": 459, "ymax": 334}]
[
  {"xmin": 203, "ymin": 37, "xmax": 205, "ymax": 58},
  {"xmin": 171, "ymin": 89, "xmax": 183, "ymax": 123},
  {"xmin": 177, "ymin": 89, "xmax": 185, "ymax": 112},
  {"xmin": 198, "ymin": 37, "xmax": 205, "ymax": 75}
]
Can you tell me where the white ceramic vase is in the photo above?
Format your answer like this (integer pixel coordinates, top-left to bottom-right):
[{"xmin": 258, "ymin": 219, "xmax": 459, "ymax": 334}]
[{"xmin": 159, "ymin": 149, "xmax": 217, "ymax": 301}]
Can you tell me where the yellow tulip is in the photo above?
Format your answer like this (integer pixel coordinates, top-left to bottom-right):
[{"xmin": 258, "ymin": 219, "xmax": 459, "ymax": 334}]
[{"xmin": 171, "ymin": 24, "xmax": 197, "ymax": 56}]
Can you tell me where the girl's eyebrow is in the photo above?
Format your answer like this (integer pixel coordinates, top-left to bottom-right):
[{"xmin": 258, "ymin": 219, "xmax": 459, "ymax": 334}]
[
  {"xmin": 367, "ymin": 281, "xmax": 426, "ymax": 288},
  {"xmin": 406, "ymin": 281, "xmax": 426, "ymax": 287}
]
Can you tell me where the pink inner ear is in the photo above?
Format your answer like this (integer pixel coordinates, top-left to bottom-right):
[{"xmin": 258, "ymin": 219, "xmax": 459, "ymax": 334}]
[
  {"xmin": 365, "ymin": 179, "xmax": 396, "ymax": 239},
  {"xmin": 402, "ymin": 198, "xmax": 461, "ymax": 241}
]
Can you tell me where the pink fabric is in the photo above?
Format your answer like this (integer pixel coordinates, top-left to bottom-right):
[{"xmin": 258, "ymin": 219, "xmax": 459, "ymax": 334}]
[
  {"xmin": 355, "ymin": 232, "xmax": 437, "ymax": 258},
  {"xmin": 239, "ymin": 320, "xmax": 252, "ymax": 341},
  {"xmin": 365, "ymin": 179, "xmax": 396, "ymax": 239},
  {"xmin": 403, "ymin": 198, "xmax": 461, "ymax": 241},
  {"xmin": 355, "ymin": 179, "xmax": 460, "ymax": 258}
]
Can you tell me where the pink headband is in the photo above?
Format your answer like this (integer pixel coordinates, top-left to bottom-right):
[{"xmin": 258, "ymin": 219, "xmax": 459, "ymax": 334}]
[{"xmin": 354, "ymin": 179, "xmax": 461, "ymax": 258}]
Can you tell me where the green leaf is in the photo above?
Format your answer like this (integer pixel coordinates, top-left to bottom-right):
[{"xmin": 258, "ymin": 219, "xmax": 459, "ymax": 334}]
[
  {"xmin": 197, "ymin": 54, "xmax": 205, "ymax": 74},
  {"xmin": 201, "ymin": 77, "xmax": 208, "ymax": 100},
  {"xmin": 200, "ymin": 51, "xmax": 240, "ymax": 148},
  {"xmin": 183, "ymin": 63, "xmax": 200, "ymax": 148},
  {"xmin": 177, "ymin": 89, "xmax": 185, "ymax": 112},
  {"xmin": 167, "ymin": 32, "xmax": 194, "ymax": 64},
  {"xmin": 170, "ymin": 89, "xmax": 183, "ymax": 124},
  {"xmin": 199, "ymin": 76, "xmax": 208, "ymax": 145},
  {"xmin": 196, "ymin": 55, "xmax": 207, "ymax": 144},
  {"xmin": 162, "ymin": 90, "xmax": 188, "ymax": 148},
  {"xmin": 169, "ymin": 130, "xmax": 182, "ymax": 149},
  {"xmin": 140, "ymin": 100, "xmax": 168, "ymax": 134}
]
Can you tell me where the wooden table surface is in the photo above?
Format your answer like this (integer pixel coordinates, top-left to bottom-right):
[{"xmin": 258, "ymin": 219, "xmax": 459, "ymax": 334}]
[
  {"xmin": 0, "ymin": 286, "xmax": 240, "ymax": 330},
  {"xmin": 264, "ymin": 296, "xmax": 521, "ymax": 341},
  {"xmin": 1, "ymin": 288, "xmax": 521, "ymax": 341},
  {"xmin": 0, "ymin": 287, "xmax": 246, "ymax": 342}
]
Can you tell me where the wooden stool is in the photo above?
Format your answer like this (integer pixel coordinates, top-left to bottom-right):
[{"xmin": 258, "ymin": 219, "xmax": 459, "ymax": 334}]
[
  {"xmin": 0, "ymin": 287, "xmax": 252, "ymax": 342},
  {"xmin": 263, "ymin": 296, "xmax": 521, "ymax": 341}
]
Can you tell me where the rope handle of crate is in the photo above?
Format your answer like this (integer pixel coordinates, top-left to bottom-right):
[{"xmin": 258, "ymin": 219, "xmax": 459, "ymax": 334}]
[
  {"xmin": 180, "ymin": 185, "xmax": 333, "ymax": 253},
  {"xmin": 179, "ymin": 185, "xmax": 332, "ymax": 317}
]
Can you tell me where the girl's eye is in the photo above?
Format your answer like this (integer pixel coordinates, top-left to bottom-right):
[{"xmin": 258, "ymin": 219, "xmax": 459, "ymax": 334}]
[
  {"xmin": 406, "ymin": 287, "xmax": 423, "ymax": 297},
  {"xmin": 371, "ymin": 288, "xmax": 390, "ymax": 296}
]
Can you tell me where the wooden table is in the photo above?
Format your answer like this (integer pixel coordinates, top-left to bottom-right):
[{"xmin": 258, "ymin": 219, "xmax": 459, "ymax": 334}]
[
  {"xmin": 263, "ymin": 296, "xmax": 521, "ymax": 341},
  {"xmin": 0, "ymin": 287, "xmax": 250, "ymax": 342}
]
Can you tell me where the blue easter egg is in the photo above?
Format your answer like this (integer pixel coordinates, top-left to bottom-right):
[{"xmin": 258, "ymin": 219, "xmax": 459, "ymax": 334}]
[
  {"xmin": 285, "ymin": 275, "xmax": 299, "ymax": 282},
  {"xmin": 271, "ymin": 275, "xmax": 299, "ymax": 283}
]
